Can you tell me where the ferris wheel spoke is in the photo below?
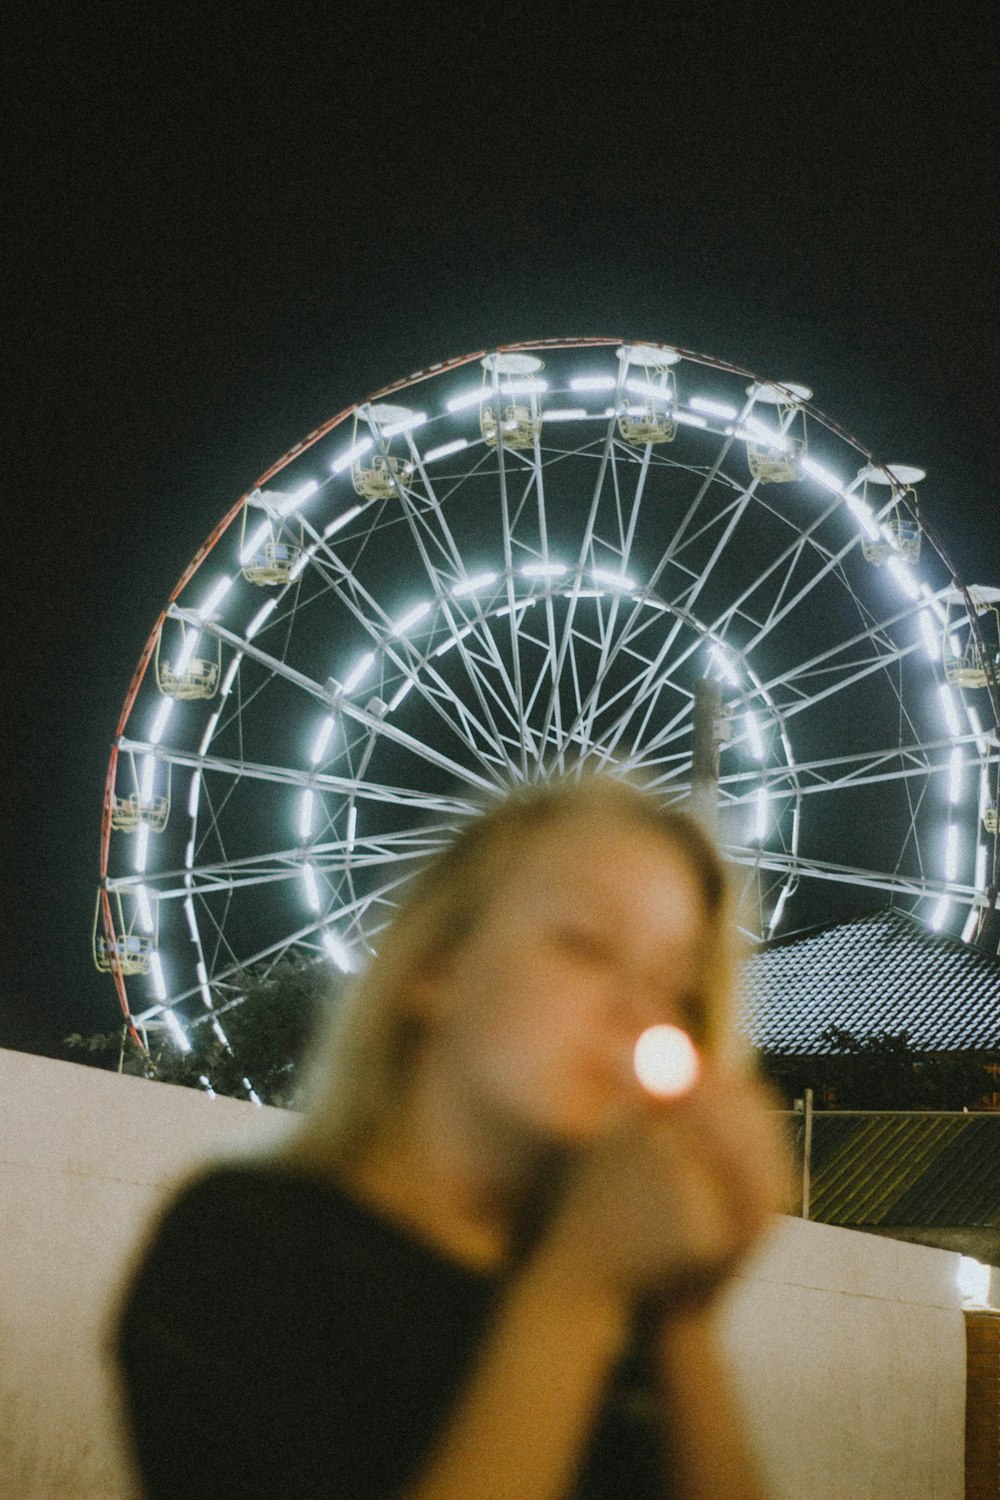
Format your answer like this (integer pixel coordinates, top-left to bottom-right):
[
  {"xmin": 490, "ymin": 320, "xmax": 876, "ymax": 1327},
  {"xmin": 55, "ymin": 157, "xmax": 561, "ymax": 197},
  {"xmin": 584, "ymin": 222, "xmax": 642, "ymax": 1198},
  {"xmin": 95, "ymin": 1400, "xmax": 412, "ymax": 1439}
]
[{"xmin": 724, "ymin": 844, "xmax": 976, "ymax": 905}]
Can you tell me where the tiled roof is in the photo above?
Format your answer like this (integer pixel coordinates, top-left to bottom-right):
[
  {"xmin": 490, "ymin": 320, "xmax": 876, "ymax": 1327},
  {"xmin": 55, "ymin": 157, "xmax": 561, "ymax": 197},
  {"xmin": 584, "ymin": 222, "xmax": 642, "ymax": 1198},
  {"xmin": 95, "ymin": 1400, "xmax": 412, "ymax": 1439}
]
[
  {"xmin": 787, "ymin": 1112, "xmax": 1000, "ymax": 1229},
  {"xmin": 740, "ymin": 907, "xmax": 1000, "ymax": 1055}
]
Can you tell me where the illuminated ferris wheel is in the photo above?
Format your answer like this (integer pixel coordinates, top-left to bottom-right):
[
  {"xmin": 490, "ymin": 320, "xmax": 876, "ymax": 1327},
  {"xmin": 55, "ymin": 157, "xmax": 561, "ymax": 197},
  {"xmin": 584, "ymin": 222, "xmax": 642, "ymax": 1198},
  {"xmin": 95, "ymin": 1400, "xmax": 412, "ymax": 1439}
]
[{"xmin": 95, "ymin": 337, "xmax": 1000, "ymax": 1065}]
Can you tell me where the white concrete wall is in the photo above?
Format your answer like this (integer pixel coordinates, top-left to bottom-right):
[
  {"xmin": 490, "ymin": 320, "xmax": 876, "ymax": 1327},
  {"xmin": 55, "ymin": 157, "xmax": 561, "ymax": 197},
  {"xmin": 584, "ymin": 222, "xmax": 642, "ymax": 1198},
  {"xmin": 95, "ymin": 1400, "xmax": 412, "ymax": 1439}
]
[{"xmin": 0, "ymin": 1047, "xmax": 973, "ymax": 1500}]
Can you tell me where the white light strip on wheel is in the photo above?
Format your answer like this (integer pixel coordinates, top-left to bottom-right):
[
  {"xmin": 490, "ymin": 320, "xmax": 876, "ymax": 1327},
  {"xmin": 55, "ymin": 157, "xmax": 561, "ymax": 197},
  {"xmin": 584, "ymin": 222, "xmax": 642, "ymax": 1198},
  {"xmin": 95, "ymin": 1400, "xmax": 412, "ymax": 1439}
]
[
  {"xmin": 887, "ymin": 558, "xmax": 921, "ymax": 600},
  {"xmin": 945, "ymin": 824, "xmax": 960, "ymax": 880},
  {"xmin": 389, "ymin": 680, "xmax": 414, "ymax": 710},
  {"xmin": 310, "ymin": 716, "xmax": 335, "ymax": 765},
  {"xmin": 919, "ymin": 582, "xmax": 948, "ymax": 623},
  {"xmin": 939, "ymin": 684, "xmax": 962, "ymax": 736},
  {"xmin": 800, "ymin": 457, "xmax": 846, "ymax": 493},
  {"xmin": 434, "ymin": 624, "xmax": 475, "ymax": 656},
  {"xmin": 149, "ymin": 952, "xmax": 168, "ymax": 1001},
  {"xmin": 589, "ymin": 568, "xmax": 636, "ymax": 590},
  {"xmin": 219, "ymin": 653, "xmax": 241, "ymax": 698},
  {"xmin": 739, "ymin": 416, "xmax": 788, "ymax": 451},
  {"xmin": 745, "ymin": 713, "xmax": 765, "ymax": 761},
  {"xmin": 172, "ymin": 631, "xmax": 200, "ymax": 679},
  {"xmin": 452, "ymin": 571, "xmax": 496, "ymax": 597},
  {"xmin": 949, "ymin": 749, "xmax": 964, "ymax": 804},
  {"xmin": 299, "ymin": 789, "xmax": 313, "ymax": 839},
  {"xmin": 324, "ymin": 505, "xmax": 363, "ymax": 537},
  {"xmin": 919, "ymin": 611, "xmax": 940, "ymax": 660},
  {"xmin": 276, "ymin": 479, "xmax": 319, "ymax": 514},
  {"xmin": 424, "ymin": 438, "xmax": 468, "ymax": 463},
  {"xmin": 383, "ymin": 412, "xmax": 427, "ymax": 437},
  {"xmin": 149, "ymin": 698, "xmax": 174, "ymax": 744},
  {"xmin": 346, "ymin": 806, "xmax": 357, "ymax": 853},
  {"xmin": 184, "ymin": 897, "xmax": 199, "ymax": 941},
  {"xmin": 968, "ymin": 707, "xmax": 988, "ymax": 754},
  {"xmin": 675, "ymin": 411, "xmax": 707, "ymax": 429},
  {"xmin": 625, "ymin": 378, "xmax": 673, "ymax": 402},
  {"xmin": 769, "ymin": 883, "xmax": 792, "ymax": 934},
  {"xmin": 196, "ymin": 576, "xmax": 233, "ymax": 620},
  {"xmin": 198, "ymin": 712, "xmax": 219, "ymax": 758},
  {"xmin": 930, "ymin": 895, "xmax": 951, "ymax": 931},
  {"xmin": 246, "ymin": 598, "xmax": 277, "ymax": 639},
  {"xmin": 164, "ymin": 1008, "xmax": 192, "ymax": 1053},
  {"xmin": 754, "ymin": 787, "xmax": 768, "ymax": 843},
  {"xmin": 323, "ymin": 931, "xmax": 357, "ymax": 973},
  {"xmin": 501, "ymin": 379, "xmax": 547, "ymax": 395},
  {"xmin": 342, "ymin": 653, "xmax": 374, "ymax": 694},
  {"xmin": 187, "ymin": 771, "xmax": 201, "ymax": 819},
  {"xmin": 521, "ymin": 562, "xmax": 566, "ymax": 579},
  {"xmin": 140, "ymin": 755, "xmax": 156, "ymax": 800},
  {"xmin": 976, "ymin": 844, "xmax": 988, "ymax": 888},
  {"xmin": 393, "ymin": 601, "xmax": 431, "ymax": 634},
  {"xmin": 846, "ymin": 496, "xmax": 882, "ymax": 542},
  {"xmin": 446, "ymin": 388, "xmax": 489, "ymax": 412},
  {"xmin": 710, "ymin": 644, "xmax": 741, "ymax": 687},
  {"xmin": 302, "ymin": 863, "xmax": 321, "ymax": 911},
  {"xmin": 331, "ymin": 438, "xmax": 374, "ymax": 473},
  {"xmin": 134, "ymin": 823, "xmax": 149, "ymax": 873},
  {"xmin": 240, "ymin": 521, "xmax": 271, "ymax": 564},
  {"xmin": 243, "ymin": 1077, "xmax": 262, "ymax": 1107},
  {"xmin": 542, "ymin": 409, "xmax": 588, "ymax": 421},
  {"xmin": 570, "ymin": 375, "xmax": 616, "ymax": 391},
  {"xmin": 690, "ymin": 396, "xmax": 738, "ymax": 420},
  {"xmin": 136, "ymin": 887, "xmax": 154, "ymax": 932},
  {"xmin": 962, "ymin": 908, "xmax": 979, "ymax": 943}
]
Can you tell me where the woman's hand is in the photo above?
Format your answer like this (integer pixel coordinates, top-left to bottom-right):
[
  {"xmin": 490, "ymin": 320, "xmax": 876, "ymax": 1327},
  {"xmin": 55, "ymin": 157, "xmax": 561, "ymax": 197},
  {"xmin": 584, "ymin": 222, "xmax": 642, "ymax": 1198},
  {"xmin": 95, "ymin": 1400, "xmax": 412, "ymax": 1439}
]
[{"xmin": 539, "ymin": 1066, "xmax": 790, "ymax": 1314}]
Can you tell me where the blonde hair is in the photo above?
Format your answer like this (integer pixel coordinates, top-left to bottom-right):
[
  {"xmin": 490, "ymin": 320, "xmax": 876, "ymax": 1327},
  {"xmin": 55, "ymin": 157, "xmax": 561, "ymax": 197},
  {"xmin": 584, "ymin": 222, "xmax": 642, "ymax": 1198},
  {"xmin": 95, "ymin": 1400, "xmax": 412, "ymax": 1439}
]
[{"xmin": 282, "ymin": 772, "xmax": 741, "ymax": 1178}]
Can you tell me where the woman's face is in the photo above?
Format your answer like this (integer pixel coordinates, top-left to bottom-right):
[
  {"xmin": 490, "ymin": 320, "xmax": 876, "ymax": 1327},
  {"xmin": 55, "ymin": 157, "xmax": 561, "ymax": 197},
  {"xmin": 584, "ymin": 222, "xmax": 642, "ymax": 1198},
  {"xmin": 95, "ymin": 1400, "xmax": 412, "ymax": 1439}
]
[{"xmin": 415, "ymin": 814, "xmax": 713, "ymax": 1145}]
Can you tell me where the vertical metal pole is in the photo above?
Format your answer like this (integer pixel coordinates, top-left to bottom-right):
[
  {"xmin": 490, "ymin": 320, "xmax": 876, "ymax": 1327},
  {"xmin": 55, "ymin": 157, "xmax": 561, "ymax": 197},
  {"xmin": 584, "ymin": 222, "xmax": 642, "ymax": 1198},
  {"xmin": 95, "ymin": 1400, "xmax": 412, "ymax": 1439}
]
[
  {"xmin": 802, "ymin": 1086, "xmax": 813, "ymax": 1220},
  {"xmin": 690, "ymin": 677, "xmax": 722, "ymax": 837}
]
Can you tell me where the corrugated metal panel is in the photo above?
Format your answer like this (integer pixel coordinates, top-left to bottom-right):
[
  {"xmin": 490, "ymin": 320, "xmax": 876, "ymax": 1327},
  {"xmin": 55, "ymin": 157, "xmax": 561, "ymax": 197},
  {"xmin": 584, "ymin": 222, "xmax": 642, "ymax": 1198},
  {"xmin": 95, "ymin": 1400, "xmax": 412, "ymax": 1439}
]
[{"xmin": 791, "ymin": 1113, "xmax": 1000, "ymax": 1228}]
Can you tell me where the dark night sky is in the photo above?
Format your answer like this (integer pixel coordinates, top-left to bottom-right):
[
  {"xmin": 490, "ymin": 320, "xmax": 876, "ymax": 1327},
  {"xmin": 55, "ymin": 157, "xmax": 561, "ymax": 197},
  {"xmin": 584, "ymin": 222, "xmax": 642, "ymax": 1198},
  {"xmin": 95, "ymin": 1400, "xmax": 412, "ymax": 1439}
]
[{"xmin": 4, "ymin": 4, "xmax": 997, "ymax": 1056}]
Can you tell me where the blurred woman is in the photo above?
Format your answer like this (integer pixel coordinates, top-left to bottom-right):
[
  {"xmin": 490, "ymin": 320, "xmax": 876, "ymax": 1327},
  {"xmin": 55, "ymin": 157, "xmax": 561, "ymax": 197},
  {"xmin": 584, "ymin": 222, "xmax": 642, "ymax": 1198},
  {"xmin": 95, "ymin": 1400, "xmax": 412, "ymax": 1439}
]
[{"xmin": 118, "ymin": 772, "xmax": 786, "ymax": 1500}]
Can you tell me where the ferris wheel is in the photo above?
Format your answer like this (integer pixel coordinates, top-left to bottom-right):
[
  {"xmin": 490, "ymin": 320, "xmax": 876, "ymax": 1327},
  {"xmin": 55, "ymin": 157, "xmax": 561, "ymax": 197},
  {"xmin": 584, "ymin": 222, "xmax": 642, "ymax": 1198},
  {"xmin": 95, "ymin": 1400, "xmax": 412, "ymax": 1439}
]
[{"xmin": 95, "ymin": 337, "xmax": 1000, "ymax": 1065}]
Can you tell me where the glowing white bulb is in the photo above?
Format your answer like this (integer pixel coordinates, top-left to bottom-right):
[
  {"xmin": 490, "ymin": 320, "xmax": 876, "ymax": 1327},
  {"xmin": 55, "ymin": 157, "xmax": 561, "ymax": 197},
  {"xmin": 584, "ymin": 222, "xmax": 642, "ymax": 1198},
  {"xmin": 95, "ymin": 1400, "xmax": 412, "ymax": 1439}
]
[
  {"xmin": 424, "ymin": 438, "xmax": 469, "ymax": 463},
  {"xmin": 634, "ymin": 1025, "xmax": 700, "ymax": 1098},
  {"xmin": 690, "ymin": 396, "xmax": 738, "ymax": 420},
  {"xmin": 302, "ymin": 862, "xmax": 321, "ymax": 912},
  {"xmin": 310, "ymin": 716, "xmax": 335, "ymax": 765},
  {"xmin": 949, "ymin": 749, "xmax": 964, "ymax": 804}
]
